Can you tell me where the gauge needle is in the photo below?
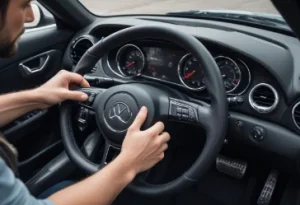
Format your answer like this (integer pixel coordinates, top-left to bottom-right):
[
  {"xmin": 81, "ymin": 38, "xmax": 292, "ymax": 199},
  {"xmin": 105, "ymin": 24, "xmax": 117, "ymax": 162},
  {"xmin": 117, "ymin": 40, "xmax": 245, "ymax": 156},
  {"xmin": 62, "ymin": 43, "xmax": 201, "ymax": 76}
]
[
  {"xmin": 184, "ymin": 71, "xmax": 196, "ymax": 79},
  {"xmin": 126, "ymin": 61, "xmax": 135, "ymax": 68}
]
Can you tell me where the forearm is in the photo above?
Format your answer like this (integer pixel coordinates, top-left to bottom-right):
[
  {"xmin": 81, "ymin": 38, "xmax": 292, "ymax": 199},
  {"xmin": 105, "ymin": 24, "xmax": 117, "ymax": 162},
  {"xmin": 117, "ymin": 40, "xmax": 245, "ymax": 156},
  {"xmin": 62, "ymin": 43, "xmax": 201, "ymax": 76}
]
[
  {"xmin": 49, "ymin": 155, "xmax": 136, "ymax": 205},
  {"xmin": 0, "ymin": 90, "xmax": 44, "ymax": 127}
]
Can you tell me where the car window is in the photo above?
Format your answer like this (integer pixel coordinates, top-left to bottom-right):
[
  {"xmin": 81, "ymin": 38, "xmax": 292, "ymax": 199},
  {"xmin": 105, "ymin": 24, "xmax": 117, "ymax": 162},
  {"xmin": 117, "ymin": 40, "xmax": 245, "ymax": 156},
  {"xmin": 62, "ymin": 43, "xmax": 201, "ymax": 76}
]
[
  {"xmin": 77, "ymin": 0, "xmax": 291, "ymax": 33},
  {"xmin": 78, "ymin": 0, "xmax": 278, "ymax": 16}
]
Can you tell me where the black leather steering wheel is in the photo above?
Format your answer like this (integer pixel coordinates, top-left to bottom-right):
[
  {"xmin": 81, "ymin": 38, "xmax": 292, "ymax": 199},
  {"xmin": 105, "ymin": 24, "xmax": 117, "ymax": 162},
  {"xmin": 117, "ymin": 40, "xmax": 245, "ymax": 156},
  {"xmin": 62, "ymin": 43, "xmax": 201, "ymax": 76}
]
[{"xmin": 60, "ymin": 25, "xmax": 228, "ymax": 196}]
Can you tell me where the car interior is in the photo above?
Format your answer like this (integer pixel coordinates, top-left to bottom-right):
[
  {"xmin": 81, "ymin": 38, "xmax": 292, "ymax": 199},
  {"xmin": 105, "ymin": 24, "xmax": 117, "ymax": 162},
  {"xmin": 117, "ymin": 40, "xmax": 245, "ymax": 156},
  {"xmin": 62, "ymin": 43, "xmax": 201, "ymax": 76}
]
[{"xmin": 1, "ymin": 0, "xmax": 300, "ymax": 204}]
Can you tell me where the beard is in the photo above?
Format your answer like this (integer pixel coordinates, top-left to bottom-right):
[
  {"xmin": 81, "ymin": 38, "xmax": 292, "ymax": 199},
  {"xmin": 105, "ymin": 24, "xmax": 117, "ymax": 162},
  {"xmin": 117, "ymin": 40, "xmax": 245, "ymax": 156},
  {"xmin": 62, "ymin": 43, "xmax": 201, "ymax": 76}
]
[
  {"xmin": 0, "ymin": 40, "xmax": 17, "ymax": 58},
  {"xmin": 0, "ymin": 28, "xmax": 24, "ymax": 58}
]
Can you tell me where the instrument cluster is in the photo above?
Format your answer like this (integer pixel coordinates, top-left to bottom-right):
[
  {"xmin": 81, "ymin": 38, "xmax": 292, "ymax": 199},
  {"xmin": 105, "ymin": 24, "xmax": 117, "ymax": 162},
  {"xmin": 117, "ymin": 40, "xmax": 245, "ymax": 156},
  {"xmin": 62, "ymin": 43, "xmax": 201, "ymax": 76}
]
[{"xmin": 108, "ymin": 43, "xmax": 251, "ymax": 95}]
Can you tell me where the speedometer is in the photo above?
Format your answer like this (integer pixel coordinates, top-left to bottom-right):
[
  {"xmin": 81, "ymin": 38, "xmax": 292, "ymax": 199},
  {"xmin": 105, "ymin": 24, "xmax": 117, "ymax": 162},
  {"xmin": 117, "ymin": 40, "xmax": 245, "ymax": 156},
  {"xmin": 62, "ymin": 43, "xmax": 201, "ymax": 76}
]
[
  {"xmin": 116, "ymin": 44, "xmax": 145, "ymax": 77},
  {"xmin": 215, "ymin": 56, "xmax": 242, "ymax": 93},
  {"xmin": 178, "ymin": 54, "xmax": 205, "ymax": 90}
]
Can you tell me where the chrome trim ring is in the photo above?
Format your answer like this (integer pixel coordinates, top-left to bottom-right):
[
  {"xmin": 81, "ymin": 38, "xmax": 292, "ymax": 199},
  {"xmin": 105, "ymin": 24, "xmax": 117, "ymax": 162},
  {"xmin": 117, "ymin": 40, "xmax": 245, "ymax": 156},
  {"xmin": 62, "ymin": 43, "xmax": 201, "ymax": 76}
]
[
  {"xmin": 236, "ymin": 59, "xmax": 251, "ymax": 95},
  {"xmin": 107, "ymin": 57, "xmax": 132, "ymax": 79},
  {"xmin": 177, "ymin": 53, "xmax": 206, "ymax": 91},
  {"xmin": 71, "ymin": 36, "xmax": 94, "ymax": 49},
  {"xmin": 115, "ymin": 44, "xmax": 145, "ymax": 77},
  {"xmin": 249, "ymin": 83, "xmax": 279, "ymax": 113},
  {"xmin": 70, "ymin": 36, "xmax": 94, "ymax": 64},
  {"xmin": 292, "ymin": 101, "xmax": 300, "ymax": 130},
  {"xmin": 214, "ymin": 56, "xmax": 242, "ymax": 94}
]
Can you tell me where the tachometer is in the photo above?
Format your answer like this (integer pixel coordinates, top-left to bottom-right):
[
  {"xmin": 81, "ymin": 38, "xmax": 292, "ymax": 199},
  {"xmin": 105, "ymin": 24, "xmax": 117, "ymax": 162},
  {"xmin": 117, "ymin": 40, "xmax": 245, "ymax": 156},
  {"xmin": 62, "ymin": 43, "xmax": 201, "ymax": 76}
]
[
  {"xmin": 215, "ymin": 56, "xmax": 242, "ymax": 93},
  {"xmin": 116, "ymin": 44, "xmax": 145, "ymax": 77},
  {"xmin": 178, "ymin": 54, "xmax": 205, "ymax": 90}
]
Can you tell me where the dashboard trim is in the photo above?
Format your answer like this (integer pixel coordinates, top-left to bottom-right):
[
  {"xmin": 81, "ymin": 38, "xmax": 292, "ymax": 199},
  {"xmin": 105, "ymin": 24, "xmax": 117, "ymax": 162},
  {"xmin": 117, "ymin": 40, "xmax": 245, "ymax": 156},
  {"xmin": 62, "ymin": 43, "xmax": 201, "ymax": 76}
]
[{"xmin": 141, "ymin": 73, "xmax": 186, "ymax": 88}]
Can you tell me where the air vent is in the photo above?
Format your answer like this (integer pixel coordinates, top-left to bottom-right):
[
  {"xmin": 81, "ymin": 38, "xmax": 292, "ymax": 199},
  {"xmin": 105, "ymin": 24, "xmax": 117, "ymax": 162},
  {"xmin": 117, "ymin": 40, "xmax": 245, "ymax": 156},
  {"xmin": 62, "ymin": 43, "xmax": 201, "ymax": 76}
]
[
  {"xmin": 292, "ymin": 102, "xmax": 300, "ymax": 129},
  {"xmin": 249, "ymin": 83, "xmax": 279, "ymax": 113},
  {"xmin": 70, "ymin": 37, "xmax": 93, "ymax": 65}
]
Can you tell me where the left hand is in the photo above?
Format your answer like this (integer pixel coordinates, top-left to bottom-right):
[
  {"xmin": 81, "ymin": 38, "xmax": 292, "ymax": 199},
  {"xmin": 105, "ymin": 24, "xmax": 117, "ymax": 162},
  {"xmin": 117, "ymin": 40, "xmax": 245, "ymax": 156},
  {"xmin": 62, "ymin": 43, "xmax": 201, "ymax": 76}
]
[{"xmin": 35, "ymin": 70, "xmax": 90, "ymax": 108}]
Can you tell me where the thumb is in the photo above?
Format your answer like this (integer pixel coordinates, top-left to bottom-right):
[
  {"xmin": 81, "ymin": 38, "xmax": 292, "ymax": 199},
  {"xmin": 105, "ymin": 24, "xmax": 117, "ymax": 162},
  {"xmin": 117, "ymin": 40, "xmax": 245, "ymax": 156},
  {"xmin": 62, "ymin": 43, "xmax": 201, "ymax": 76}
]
[{"xmin": 64, "ymin": 90, "xmax": 88, "ymax": 101}]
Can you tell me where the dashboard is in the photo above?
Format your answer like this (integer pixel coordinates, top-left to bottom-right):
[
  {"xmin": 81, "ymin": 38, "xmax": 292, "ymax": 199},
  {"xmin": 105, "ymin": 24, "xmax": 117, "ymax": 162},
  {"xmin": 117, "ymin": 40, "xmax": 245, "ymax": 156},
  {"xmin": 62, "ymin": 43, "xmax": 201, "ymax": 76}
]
[
  {"xmin": 66, "ymin": 19, "xmax": 294, "ymax": 126},
  {"xmin": 63, "ymin": 15, "xmax": 300, "ymax": 177}
]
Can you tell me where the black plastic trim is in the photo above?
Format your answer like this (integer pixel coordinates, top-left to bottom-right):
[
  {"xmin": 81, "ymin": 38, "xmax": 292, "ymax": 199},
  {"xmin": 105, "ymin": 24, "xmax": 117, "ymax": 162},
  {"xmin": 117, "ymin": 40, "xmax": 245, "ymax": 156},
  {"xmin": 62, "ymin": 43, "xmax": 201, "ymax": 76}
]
[
  {"xmin": 3, "ymin": 110, "xmax": 48, "ymax": 143},
  {"xmin": 38, "ymin": 0, "xmax": 96, "ymax": 30},
  {"xmin": 26, "ymin": 130, "xmax": 102, "ymax": 196},
  {"xmin": 229, "ymin": 111, "xmax": 300, "ymax": 174}
]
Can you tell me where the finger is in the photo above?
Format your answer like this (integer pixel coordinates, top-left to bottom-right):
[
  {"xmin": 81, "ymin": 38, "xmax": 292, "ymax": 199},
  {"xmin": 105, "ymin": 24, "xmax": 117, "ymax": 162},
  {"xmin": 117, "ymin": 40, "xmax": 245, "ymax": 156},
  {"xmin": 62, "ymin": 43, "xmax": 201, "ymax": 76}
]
[
  {"xmin": 63, "ymin": 90, "xmax": 89, "ymax": 101},
  {"xmin": 159, "ymin": 132, "xmax": 171, "ymax": 143},
  {"xmin": 145, "ymin": 121, "xmax": 165, "ymax": 136},
  {"xmin": 67, "ymin": 72, "xmax": 90, "ymax": 88},
  {"xmin": 159, "ymin": 153, "xmax": 165, "ymax": 160},
  {"xmin": 158, "ymin": 143, "xmax": 168, "ymax": 153},
  {"xmin": 129, "ymin": 106, "xmax": 148, "ymax": 130}
]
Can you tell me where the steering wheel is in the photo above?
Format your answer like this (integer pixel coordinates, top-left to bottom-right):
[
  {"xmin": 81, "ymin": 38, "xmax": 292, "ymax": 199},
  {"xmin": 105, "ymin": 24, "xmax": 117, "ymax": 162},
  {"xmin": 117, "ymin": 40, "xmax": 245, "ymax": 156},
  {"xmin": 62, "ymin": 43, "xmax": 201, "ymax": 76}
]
[{"xmin": 60, "ymin": 25, "xmax": 228, "ymax": 196}]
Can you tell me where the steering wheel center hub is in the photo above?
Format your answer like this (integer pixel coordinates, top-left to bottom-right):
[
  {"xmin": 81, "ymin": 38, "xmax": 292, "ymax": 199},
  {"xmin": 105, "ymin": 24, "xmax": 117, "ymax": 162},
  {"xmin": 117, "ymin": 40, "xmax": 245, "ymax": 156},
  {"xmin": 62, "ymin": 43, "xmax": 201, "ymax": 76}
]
[
  {"xmin": 94, "ymin": 83, "xmax": 172, "ymax": 145},
  {"xmin": 104, "ymin": 93, "xmax": 138, "ymax": 132}
]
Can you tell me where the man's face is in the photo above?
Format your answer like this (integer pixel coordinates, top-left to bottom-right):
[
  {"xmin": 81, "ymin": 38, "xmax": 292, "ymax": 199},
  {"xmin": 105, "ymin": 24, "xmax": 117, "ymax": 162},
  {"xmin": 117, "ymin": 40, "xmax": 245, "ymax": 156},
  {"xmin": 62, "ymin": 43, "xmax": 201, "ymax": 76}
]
[{"xmin": 0, "ymin": 0, "xmax": 34, "ymax": 58}]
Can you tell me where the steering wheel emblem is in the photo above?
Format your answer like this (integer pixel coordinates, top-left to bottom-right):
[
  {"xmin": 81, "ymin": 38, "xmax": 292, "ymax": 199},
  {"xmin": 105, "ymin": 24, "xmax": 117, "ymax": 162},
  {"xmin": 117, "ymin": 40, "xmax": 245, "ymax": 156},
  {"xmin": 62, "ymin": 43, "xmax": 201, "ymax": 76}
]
[{"xmin": 108, "ymin": 102, "xmax": 132, "ymax": 124}]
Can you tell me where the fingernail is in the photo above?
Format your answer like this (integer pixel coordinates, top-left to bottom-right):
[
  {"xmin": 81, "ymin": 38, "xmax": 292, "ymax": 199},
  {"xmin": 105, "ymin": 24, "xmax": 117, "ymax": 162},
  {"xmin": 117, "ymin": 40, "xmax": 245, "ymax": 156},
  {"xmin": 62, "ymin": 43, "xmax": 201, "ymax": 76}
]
[
  {"xmin": 141, "ymin": 106, "xmax": 147, "ymax": 112},
  {"xmin": 81, "ymin": 94, "xmax": 88, "ymax": 100}
]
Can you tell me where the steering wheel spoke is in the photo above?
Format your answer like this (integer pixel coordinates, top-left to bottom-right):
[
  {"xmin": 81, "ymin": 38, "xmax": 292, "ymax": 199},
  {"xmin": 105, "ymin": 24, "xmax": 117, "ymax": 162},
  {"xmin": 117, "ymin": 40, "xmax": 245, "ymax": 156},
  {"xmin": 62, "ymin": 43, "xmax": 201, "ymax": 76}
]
[
  {"xmin": 136, "ymin": 169, "xmax": 152, "ymax": 182},
  {"xmin": 98, "ymin": 141, "xmax": 121, "ymax": 170},
  {"xmin": 168, "ymin": 98, "xmax": 212, "ymax": 131}
]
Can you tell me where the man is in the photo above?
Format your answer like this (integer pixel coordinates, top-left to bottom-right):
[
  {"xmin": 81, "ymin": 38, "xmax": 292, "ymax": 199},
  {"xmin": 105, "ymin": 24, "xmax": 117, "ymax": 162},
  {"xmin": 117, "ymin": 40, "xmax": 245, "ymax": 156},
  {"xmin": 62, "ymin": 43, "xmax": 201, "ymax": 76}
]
[{"xmin": 0, "ymin": 1, "xmax": 170, "ymax": 205}]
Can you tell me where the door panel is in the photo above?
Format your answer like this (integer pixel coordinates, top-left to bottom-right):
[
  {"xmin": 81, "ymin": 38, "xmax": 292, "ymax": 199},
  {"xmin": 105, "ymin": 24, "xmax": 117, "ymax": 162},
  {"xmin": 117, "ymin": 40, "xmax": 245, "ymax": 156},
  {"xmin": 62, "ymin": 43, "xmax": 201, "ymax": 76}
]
[
  {"xmin": 0, "ymin": 24, "xmax": 74, "ymax": 184},
  {"xmin": 0, "ymin": 26, "xmax": 72, "ymax": 93},
  {"xmin": 0, "ymin": 49, "xmax": 62, "ymax": 94}
]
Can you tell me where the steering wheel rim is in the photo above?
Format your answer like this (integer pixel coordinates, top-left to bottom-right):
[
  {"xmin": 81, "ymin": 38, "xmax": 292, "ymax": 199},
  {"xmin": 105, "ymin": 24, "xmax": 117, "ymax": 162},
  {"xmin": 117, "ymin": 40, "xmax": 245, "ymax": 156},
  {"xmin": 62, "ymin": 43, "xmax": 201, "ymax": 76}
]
[{"xmin": 60, "ymin": 25, "xmax": 228, "ymax": 196}]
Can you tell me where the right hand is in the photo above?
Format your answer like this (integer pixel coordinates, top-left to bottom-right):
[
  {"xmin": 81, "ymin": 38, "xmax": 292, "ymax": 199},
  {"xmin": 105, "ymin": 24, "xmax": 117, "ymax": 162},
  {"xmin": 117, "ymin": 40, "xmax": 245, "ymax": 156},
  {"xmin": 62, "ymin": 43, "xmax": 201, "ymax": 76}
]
[{"xmin": 119, "ymin": 106, "xmax": 170, "ymax": 175}]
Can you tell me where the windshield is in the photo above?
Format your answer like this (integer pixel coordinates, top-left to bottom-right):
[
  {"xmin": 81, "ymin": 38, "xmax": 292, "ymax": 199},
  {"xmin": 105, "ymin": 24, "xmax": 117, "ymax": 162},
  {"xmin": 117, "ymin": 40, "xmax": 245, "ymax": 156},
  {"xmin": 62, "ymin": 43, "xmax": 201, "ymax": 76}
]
[{"xmin": 78, "ymin": 0, "xmax": 278, "ymax": 16}]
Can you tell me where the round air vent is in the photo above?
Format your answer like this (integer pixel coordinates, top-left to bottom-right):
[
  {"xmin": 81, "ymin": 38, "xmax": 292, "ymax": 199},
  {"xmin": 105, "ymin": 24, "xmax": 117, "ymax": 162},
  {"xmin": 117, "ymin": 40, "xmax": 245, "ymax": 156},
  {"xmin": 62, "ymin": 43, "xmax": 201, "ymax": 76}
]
[
  {"xmin": 249, "ymin": 83, "xmax": 279, "ymax": 113},
  {"xmin": 292, "ymin": 102, "xmax": 300, "ymax": 129},
  {"xmin": 70, "ymin": 37, "xmax": 94, "ymax": 65}
]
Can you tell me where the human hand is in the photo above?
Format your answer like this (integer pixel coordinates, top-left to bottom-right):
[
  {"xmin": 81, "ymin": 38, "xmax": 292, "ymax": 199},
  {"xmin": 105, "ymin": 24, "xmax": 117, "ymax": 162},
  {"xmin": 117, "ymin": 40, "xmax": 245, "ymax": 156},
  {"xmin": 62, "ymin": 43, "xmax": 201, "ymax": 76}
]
[
  {"xmin": 119, "ymin": 106, "xmax": 170, "ymax": 175},
  {"xmin": 35, "ymin": 70, "xmax": 90, "ymax": 108}
]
